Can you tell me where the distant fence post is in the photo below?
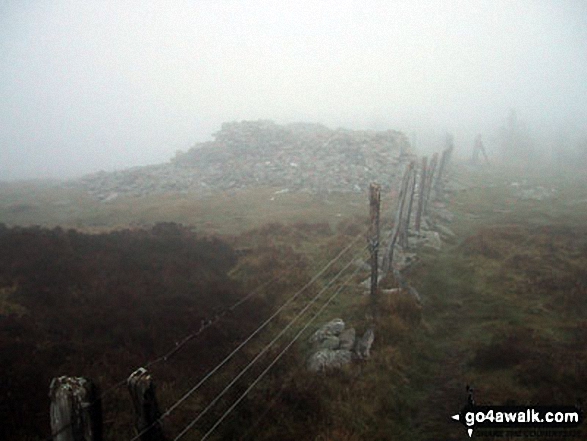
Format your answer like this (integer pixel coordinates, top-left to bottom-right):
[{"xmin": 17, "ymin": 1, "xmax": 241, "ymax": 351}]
[
  {"xmin": 128, "ymin": 368, "xmax": 165, "ymax": 441},
  {"xmin": 415, "ymin": 156, "xmax": 428, "ymax": 232},
  {"xmin": 49, "ymin": 376, "xmax": 102, "ymax": 441},
  {"xmin": 435, "ymin": 145, "xmax": 454, "ymax": 198},
  {"xmin": 398, "ymin": 162, "xmax": 415, "ymax": 249},
  {"xmin": 381, "ymin": 161, "xmax": 414, "ymax": 274},
  {"xmin": 423, "ymin": 152, "xmax": 438, "ymax": 215},
  {"xmin": 369, "ymin": 183, "xmax": 381, "ymax": 320},
  {"xmin": 434, "ymin": 148, "xmax": 449, "ymax": 198},
  {"xmin": 405, "ymin": 170, "xmax": 417, "ymax": 238}
]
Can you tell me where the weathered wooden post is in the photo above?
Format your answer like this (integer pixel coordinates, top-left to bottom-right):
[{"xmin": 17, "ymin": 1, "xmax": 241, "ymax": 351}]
[
  {"xmin": 436, "ymin": 144, "xmax": 454, "ymax": 197},
  {"xmin": 49, "ymin": 376, "xmax": 102, "ymax": 441},
  {"xmin": 405, "ymin": 170, "xmax": 417, "ymax": 236},
  {"xmin": 415, "ymin": 156, "xmax": 428, "ymax": 232},
  {"xmin": 382, "ymin": 163, "xmax": 411, "ymax": 273},
  {"xmin": 423, "ymin": 152, "xmax": 438, "ymax": 215},
  {"xmin": 397, "ymin": 162, "xmax": 414, "ymax": 249},
  {"xmin": 369, "ymin": 183, "xmax": 381, "ymax": 320},
  {"xmin": 434, "ymin": 148, "xmax": 449, "ymax": 198},
  {"xmin": 128, "ymin": 368, "xmax": 165, "ymax": 441}
]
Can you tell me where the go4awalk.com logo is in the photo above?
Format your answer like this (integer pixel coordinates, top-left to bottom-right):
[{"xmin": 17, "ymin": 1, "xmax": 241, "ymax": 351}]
[{"xmin": 451, "ymin": 387, "xmax": 583, "ymax": 437}]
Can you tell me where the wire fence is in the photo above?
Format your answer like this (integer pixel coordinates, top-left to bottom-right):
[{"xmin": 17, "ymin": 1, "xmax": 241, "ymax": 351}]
[
  {"xmin": 48, "ymin": 226, "xmax": 369, "ymax": 441},
  {"xmin": 173, "ymin": 247, "xmax": 367, "ymax": 440},
  {"xmin": 46, "ymin": 146, "xmax": 456, "ymax": 441}
]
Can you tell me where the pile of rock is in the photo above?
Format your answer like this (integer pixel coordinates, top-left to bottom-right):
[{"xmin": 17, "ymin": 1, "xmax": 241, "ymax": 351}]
[
  {"xmin": 307, "ymin": 318, "xmax": 375, "ymax": 372},
  {"xmin": 510, "ymin": 182, "xmax": 556, "ymax": 201},
  {"xmin": 68, "ymin": 120, "xmax": 411, "ymax": 200}
]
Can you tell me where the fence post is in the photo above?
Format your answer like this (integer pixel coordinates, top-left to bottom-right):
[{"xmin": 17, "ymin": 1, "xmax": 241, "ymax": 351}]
[
  {"xmin": 398, "ymin": 162, "xmax": 415, "ymax": 248},
  {"xmin": 435, "ymin": 145, "xmax": 454, "ymax": 198},
  {"xmin": 415, "ymin": 156, "xmax": 428, "ymax": 232},
  {"xmin": 434, "ymin": 148, "xmax": 448, "ymax": 199},
  {"xmin": 423, "ymin": 152, "xmax": 438, "ymax": 215},
  {"xmin": 49, "ymin": 376, "xmax": 102, "ymax": 441},
  {"xmin": 382, "ymin": 162, "xmax": 413, "ymax": 273},
  {"xmin": 369, "ymin": 183, "xmax": 381, "ymax": 320},
  {"xmin": 128, "ymin": 368, "xmax": 165, "ymax": 441},
  {"xmin": 405, "ymin": 170, "xmax": 417, "ymax": 238}
]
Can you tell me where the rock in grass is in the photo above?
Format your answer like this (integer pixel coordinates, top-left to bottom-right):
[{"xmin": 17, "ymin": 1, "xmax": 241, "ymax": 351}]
[
  {"xmin": 408, "ymin": 286, "xmax": 422, "ymax": 303},
  {"xmin": 423, "ymin": 231, "xmax": 442, "ymax": 250},
  {"xmin": 307, "ymin": 349, "xmax": 353, "ymax": 372},
  {"xmin": 355, "ymin": 328, "xmax": 375, "ymax": 360},
  {"xmin": 317, "ymin": 335, "xmax": 340, "ymax": 350},
  {"xmin": 436, "ymin": 223, "xmax": 456, "ymax": 238},
  {"xmin": 338, "ymin": 328, "xmax": 356, "ymax": 350},
  {"xmin": 309, "ymin": 318, "xmax": 345, "ymax": 343}
]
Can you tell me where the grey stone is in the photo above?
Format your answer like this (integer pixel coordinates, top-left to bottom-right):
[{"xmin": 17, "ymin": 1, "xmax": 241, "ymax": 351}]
[
  {"xmin": 516, "ymin": 186, "xmax": 555, "ymax": 201},
  {"xmin": 381, "ymin": 288, "xmax": 401, "ymax": 295},
  {"xmin": 435, "ymin": 224, "xmax": 456, "ymax": 238},
  {"xmin": 338, "ymin": 328, "xmax": 356, "ymax": 350},
  {"xmin": 307, "ymin": 349, "xmax": 353, "ymax": 372},
  {"xmin": 101, "ymin": 192, "xmax": 119, "ymax": 203},
  {"xmin": 435, "ymin": 208, "xmax": 455, "ymax": 223},
  {"xmin": 421, "ymin": 231, "xmax": 442, "ymax": 250},
  {"xmin": 408, "ymin": 286, "xmax": 422, "ymax": 303},
  {"xmin": 309, "ymin": 318, "xmax": 345, "ymax": 343},
  {"xmin": 65, "ymin": 120, "xmax": 410, "ymax": 198},
  {"xmin": 354, "ymin": 259, "xmax": 371, "ymax": 271},
  {"xmin": 391, "ymin": 249, "xmax": 418, "ymax": 271},
  {"xmin": 355, "ymin": 328, "xmax": 375, "ymax": 360},
  {"xmin": 316, "ymin": 335, "xmax": 340, "ymax": 350}
]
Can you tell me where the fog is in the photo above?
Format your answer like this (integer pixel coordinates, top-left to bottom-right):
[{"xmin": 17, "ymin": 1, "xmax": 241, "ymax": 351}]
[{"xmin": 1, "ymin": 0, "xmax": 586, "ymax": 180}]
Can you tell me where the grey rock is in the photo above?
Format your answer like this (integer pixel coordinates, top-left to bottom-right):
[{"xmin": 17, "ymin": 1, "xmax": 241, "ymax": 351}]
[
  {"xmin": 391, "ymin": 249, "xmax": 418, "ymax": 271},
  {"xmin": 360, "ymin": 270, "xmax": 384, "ymax": 289},
  {"xmin": 316, "ymin": 335, "xmax": 340, "ymax": 350},
  {"xmin": 309, "ymin": 318, "xmax": 345, "ymax": 343},
  {"xmin": 435, "ymin": 208, "xmax": 455, "ymax": 223},
  {"xmin": 419, "ymin": 217, "xmax": 430, "ymax": 230},
  {"xmin": 66, "ymin": 120, "xmax": 410, "ymax": 198},
  {"xmin": 101, "ymin": 192, "xmax": 119, "ymax": 203},
  {"xmin": 338, "ymin": 328, "xmax": 356, "ymax": 350},
  {"xmin": 435, "ymin": 224, "xmax": 456, "ymax": 238},
  {"xmin": 355, "ymin": 328, "xmax": 375, "ymax": 360},
  {"xmin": 382, "ymin": 287, "xmax": 421, "ymax": 303},
  {"xmin": 381, "ymin": 288, "xmax": 401, "ymax": 295},
  {"xmin": 354, "ymin": 259, "xmax": 371, "ymax": 271},
  {"xmin": 516, "ymin": 186, "xmax": 555, "ymax": 201},
  {"xmin": 421, "ymin": 231, "xmax": 442, "ymax": 250},
  {"xmin": 307, "ymin": 349, "xmax": 353, "ymax": 372},
  {"xmin": 408, "ymin": 286, "xmax": 422, "ymax": 303}
]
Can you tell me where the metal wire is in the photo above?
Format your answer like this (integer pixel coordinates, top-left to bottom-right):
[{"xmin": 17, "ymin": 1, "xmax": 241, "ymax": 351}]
[
  {"xmin": 199, "ymin": 265, "xmax": 363, "ymax": 440},
  {"xmin": 129, "ymin": 232, "xmax": 367, "ymax": 441}
]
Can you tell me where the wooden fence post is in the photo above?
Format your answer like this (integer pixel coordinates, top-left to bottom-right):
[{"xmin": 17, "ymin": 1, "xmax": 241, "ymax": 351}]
[
  {"xmin": 405, "ymin": 170, "xmax": 417, "ymax": 238},
  {"xmin": 415, "ymin": 156, "xmax": 428, "ymax": 232},
  {"xmin": 395, "ymin": 162, "xmax": 414, "ymax": 249},
  {"xmin": 434, "ymin": 148, "xmax": 449, "ymax": 199},
  {"xmin": 369, "ymin": 183, "xmax": 381, "ymax": 320},
  {"xmin": 128, "ymin": 368, "xmax": 165, "ymax": 441},
  {"xmin": 382, "ymin": 162, "xmax": 414, "ymax": 273},
  {"xmin": 49, "ymin": 376, "xmax": 102, "ymax": 441},
  {"xmin": 423, "ymin": 152, "xmax": 438, "ymax": 215}
]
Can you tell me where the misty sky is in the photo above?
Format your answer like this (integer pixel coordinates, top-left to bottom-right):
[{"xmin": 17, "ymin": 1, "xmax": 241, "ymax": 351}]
[{"xmin": 1, "ymin": 0, "xmax": 586, "ymax": 180}]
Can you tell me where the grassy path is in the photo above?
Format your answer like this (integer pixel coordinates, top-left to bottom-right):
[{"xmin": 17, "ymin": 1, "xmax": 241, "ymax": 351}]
[{"xmin": 400, "ymin": 165, "xmax": 587, "ymax": 440}]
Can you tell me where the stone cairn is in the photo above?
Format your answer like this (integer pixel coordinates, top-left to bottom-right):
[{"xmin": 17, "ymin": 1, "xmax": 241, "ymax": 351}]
[
  {"xmin": 307, "ymin": 318, "xmax": 374, "ymax": 372},
  {"xmin": 68, "ymin": 120, "xmax": 411, "ymax": 201}
]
